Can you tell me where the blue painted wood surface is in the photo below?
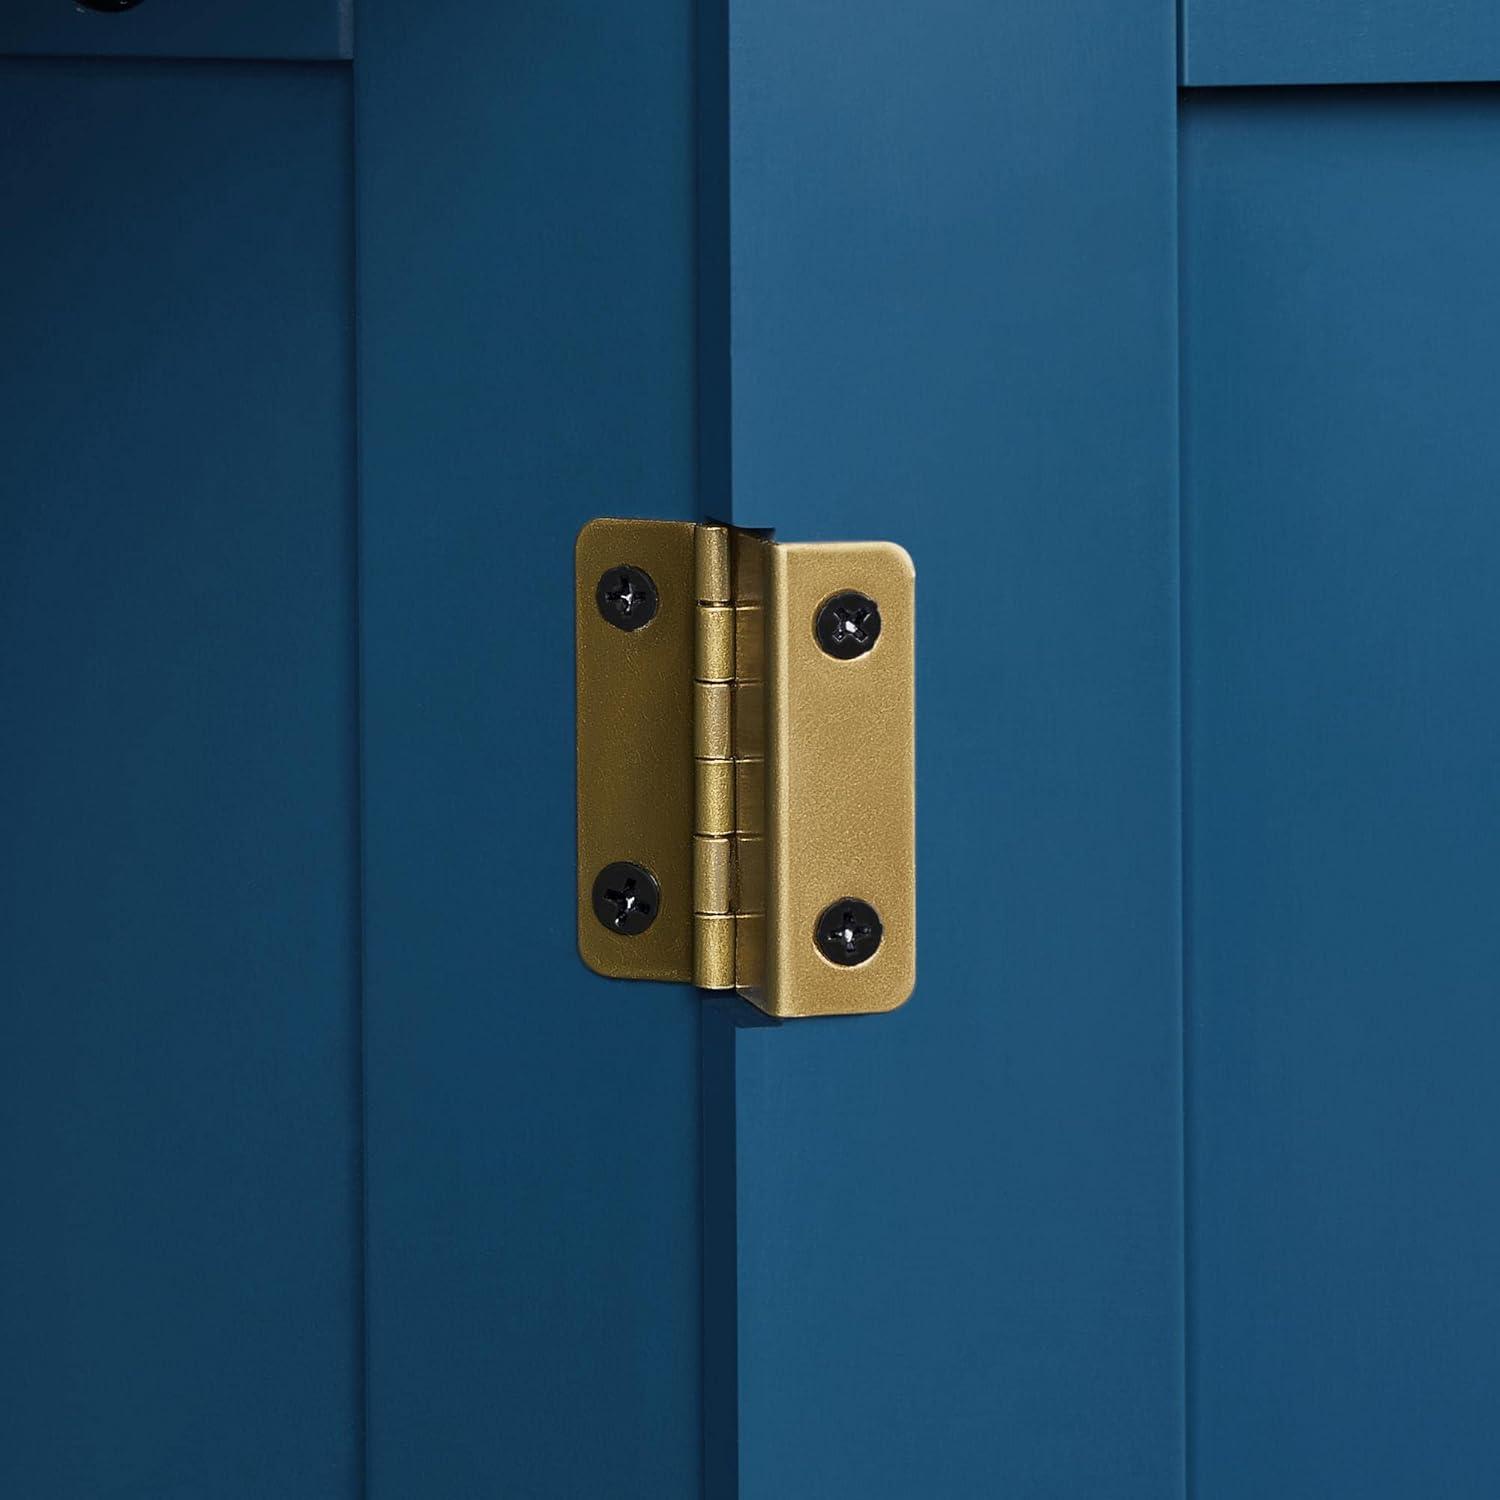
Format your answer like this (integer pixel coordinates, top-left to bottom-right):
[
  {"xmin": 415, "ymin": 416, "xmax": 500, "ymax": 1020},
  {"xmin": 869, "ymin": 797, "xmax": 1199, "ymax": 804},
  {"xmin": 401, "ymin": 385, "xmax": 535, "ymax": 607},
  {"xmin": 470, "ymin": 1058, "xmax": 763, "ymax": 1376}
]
[
  {"xmin": 1183, "ymin": 88, "xmax": 1500, "ymax": 1497},
  {"xmin": 1183, "ymin": 0, "xmax": 1500, "ymax": 85},
  {"xmin": 704, "ymin": 2, "xmax": 1184, "ymax": 1494},
  {"xmin": 354, "ymin": 3, "xmax": 704, "ymax": 1495},
  {"xmin": 0, "ymin": 61, "xmax": 360, "ymax": 1497},
  {"xmin": 0, "ymin": 0, "xmax": 349, "ymax": 61},
  {"xmin": 6, "ymin": 12, "xmax": 1498, "ymax": 1499}
]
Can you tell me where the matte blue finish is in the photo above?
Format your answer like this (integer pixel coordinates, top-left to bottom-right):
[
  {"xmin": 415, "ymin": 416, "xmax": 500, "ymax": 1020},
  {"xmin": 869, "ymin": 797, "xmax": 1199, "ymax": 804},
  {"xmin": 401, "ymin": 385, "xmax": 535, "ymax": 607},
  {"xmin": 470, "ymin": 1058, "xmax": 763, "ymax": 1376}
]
[
  {"xmin": 8, "ymin": 13, "xmax": 1497, "ymax": 1500},
  {"xmin": 704, "ymin": 3, "xmax": 1184, "ymax": 1495},
  {"xmin": 354, "ymin": 3, "xmax": 704, "ymax": 1495},
  {"xmin": 1183, "ymin": 89, "xmax": 1500, "ymax": 1498},
  {"xmin": 0, "ymin": 0, "xmax": 349, "ymax": 61},
  {"xmin": 1183, "ymin": 0, "xmax": 1500, "ymax": 86},
  {"xmin": 0, "ymin": 62, "xmax": 360, "ymax": 1496}
]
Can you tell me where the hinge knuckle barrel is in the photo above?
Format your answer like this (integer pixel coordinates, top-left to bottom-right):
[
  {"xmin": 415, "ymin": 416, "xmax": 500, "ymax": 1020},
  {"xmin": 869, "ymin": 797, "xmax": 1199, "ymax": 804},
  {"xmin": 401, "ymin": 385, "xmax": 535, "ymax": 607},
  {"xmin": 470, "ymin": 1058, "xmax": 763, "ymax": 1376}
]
[
  {"xmin": 734, "ymin": 601, "xmax": 764, "ymax": 682},
  {"xmin": 693, "ymin": 834, "xmax": 734, "ymax": 914},
  {"xmin": 695, "ymin": 758, "xmax": 735, "ymax": 837},
  {"xmin": 691, "ymin": 524, "xmax": 738, "ymax": 988},
  {"xmin": 733, "ymin": 680, "xmax": 764, "ymax": 758},
  {"xmin": 693, "ymin": 913, "xmax": 736, "ymax": 989},
  {"xmin": 694, "ymin": 681, "xmax": 732, "ymax": 761},
  {"xmin": 734, "ymin": 833, "xmax": 765, "ymax": 913},
  {"xmin": 695, "ymin": 523, "xmax": 731, "ymax": 605},
  {"xmin": 733, "ymin": 758, "xmax": 764, "ymax": 837},
  {"xmin": 733, "ymin": 911, "xmax": 764, "ymax": 991},
  {"xmin": 695, "ymin": 605, "xmax": 735, "ymax": 683}
]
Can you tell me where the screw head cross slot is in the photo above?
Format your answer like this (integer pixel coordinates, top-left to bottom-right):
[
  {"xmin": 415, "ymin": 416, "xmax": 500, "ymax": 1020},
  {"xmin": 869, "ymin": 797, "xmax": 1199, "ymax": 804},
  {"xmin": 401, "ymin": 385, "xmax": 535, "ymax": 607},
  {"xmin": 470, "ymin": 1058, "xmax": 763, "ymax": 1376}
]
[
  {"xmin": 814, "ymin": 591, "xmax": 881, "ymax": 659},
  {"xmin": 592, "ymin": 861, "xmax": 660, "ymax": 936},
  {"xmin": 596, "ymin": 564, "xmax": 659, "ymax": 631},
  {"xmin": 815, "ymin": 898, "xmax": 883, "ymax": 967}
]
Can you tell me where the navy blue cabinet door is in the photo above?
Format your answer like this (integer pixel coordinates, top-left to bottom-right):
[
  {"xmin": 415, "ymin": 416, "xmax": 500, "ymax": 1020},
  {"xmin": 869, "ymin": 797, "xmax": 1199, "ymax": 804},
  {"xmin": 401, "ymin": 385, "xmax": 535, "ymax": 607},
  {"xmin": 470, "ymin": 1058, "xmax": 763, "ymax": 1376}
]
[
  {"xmin": 355, "ymin": 3, "xmax": 705, "ymax": 1496},
  {"xmin": 5, "ymin": 3, "xmax": 1497, "ymax": 1498},
  {"xmin": 698, "ymin": 2, "xmax": 1183, "ymax": 1496}
]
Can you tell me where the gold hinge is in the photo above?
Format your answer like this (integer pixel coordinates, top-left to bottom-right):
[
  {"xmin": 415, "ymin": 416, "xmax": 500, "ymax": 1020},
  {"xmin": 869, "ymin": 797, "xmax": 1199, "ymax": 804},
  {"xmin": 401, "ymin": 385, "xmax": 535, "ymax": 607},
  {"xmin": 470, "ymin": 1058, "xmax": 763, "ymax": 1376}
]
[{"xmin": 575, "ymin": 518, "xmax": 915, "ymax": 1018}]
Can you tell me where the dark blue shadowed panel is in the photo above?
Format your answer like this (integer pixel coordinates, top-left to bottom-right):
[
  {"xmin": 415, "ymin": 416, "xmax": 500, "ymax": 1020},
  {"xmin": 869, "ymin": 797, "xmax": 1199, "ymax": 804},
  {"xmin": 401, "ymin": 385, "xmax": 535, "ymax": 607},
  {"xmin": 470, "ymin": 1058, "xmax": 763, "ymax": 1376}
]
[
  {"xmin": 706, "ymin": 2, "xmax": 1184, "ymax": 1495},
  {"xmin": 1183, "ymin": 89, "xmax": 1500, "ymax": 1498},
  {"xmin": 1183, "ymin": 0, "xmax": 1500, "ymax": 86},
  {"xmin": 354, "ymin": 3, "xmax": 703, "ymax": 1495},
  {"xmin": 0, "ymin": 0, "xmax": 349, "ymax": 61},
  {"xmin": 0, "ymin": 61, "xmax": 360, "ymax": 1498}
]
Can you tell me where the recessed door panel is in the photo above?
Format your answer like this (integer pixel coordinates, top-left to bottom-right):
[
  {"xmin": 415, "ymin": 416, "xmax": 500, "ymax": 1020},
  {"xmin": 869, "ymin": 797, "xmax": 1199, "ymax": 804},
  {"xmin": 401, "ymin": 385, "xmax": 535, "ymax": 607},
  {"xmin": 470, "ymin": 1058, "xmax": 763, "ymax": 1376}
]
[{"xmin": 1184, "ymin": 87, "xmax": 1500, "ymax": 1498}]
